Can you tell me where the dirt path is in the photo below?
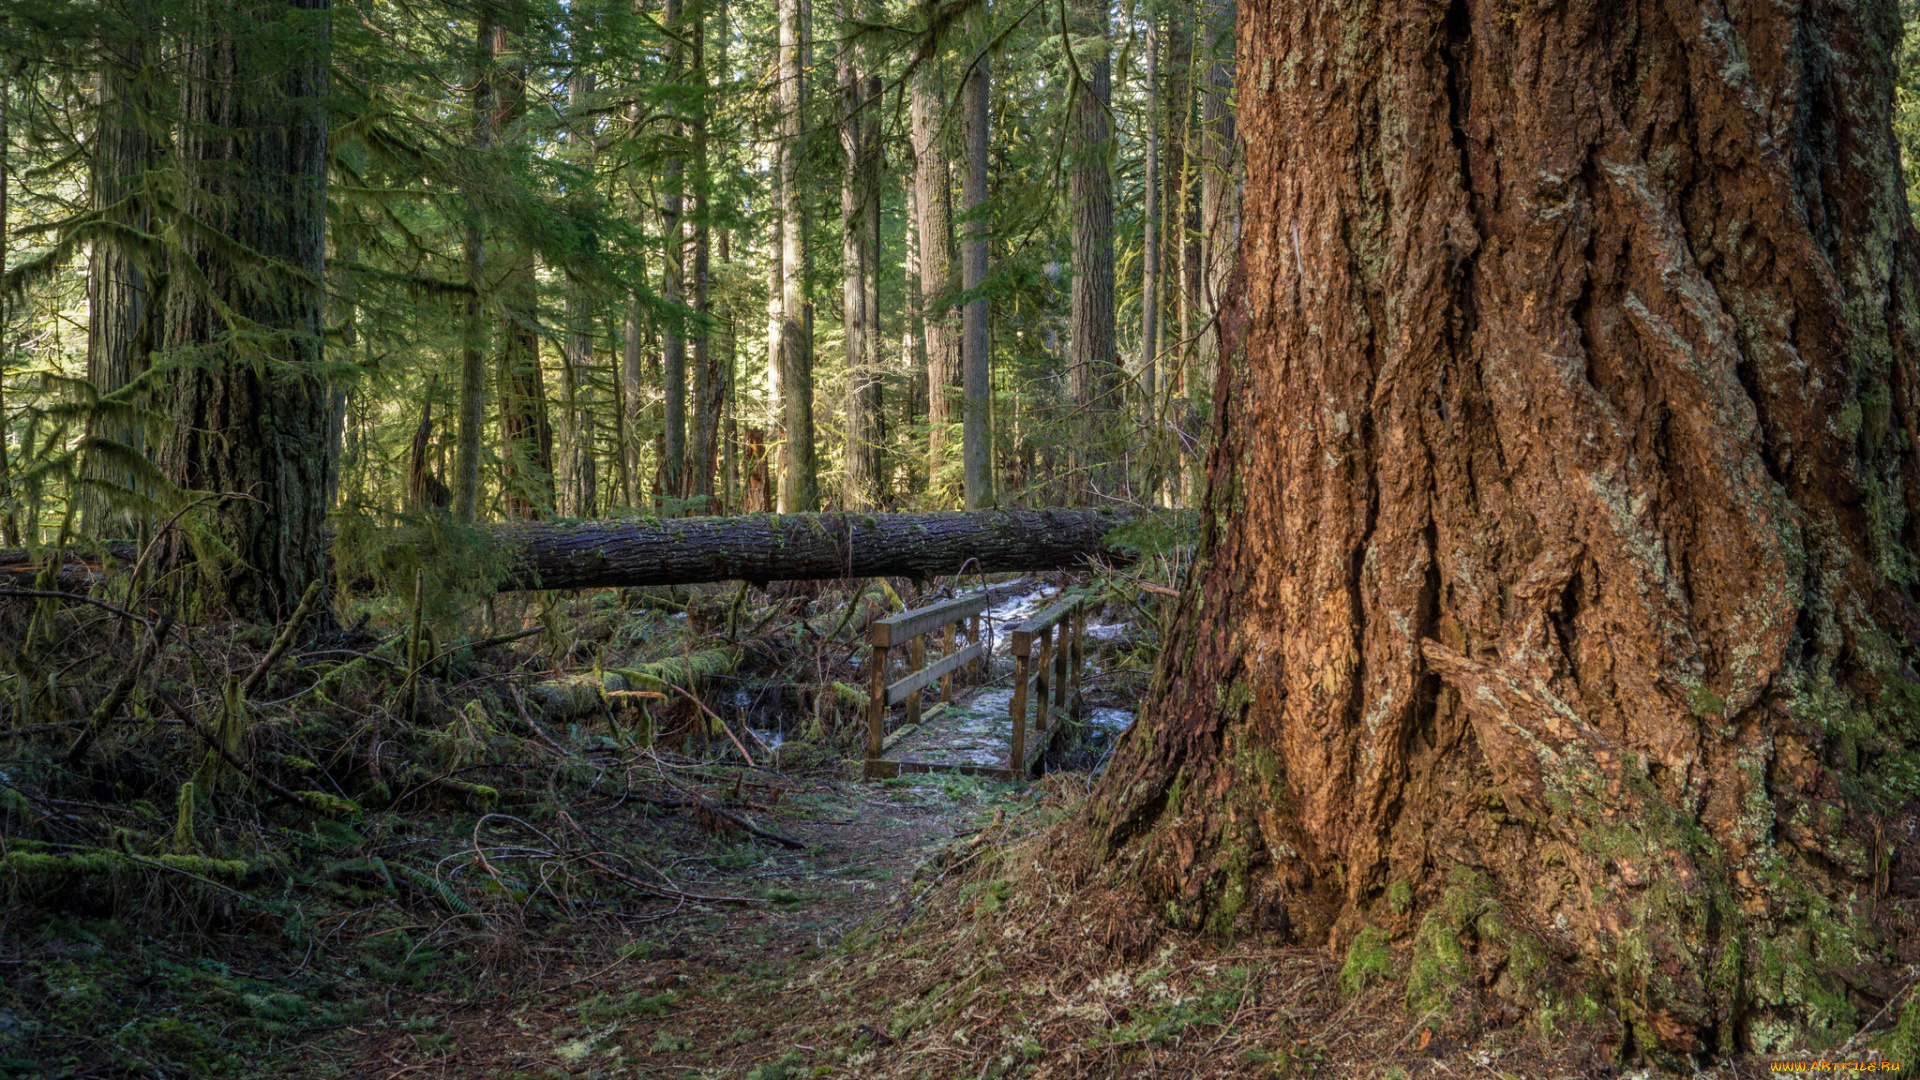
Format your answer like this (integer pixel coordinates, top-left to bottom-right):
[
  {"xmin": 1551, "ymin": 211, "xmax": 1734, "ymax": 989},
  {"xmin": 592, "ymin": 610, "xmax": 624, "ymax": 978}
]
[{"xmin": 315, "ymin": 765, "xmax": 1041, "ymax": 1079}]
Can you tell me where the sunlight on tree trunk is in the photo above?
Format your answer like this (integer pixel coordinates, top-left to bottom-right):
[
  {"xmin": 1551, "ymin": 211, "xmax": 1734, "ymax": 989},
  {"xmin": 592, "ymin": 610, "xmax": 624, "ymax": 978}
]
[{"xmin": 1095, "ymin": 0, "xmax": 1920, "ymax": 1060}]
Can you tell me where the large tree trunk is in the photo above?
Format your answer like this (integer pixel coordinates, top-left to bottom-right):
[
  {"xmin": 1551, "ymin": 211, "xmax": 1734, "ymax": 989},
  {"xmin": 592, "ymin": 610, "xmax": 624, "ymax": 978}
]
[
  {"xmin": 777, "ymin": 0, "xmax": 818, "ymax": 513},
  {"xmin": 689, "ymin": 0, "xmax": 720, "ymax": 509},
  {"xmin": 562, "ymin": 67, "xmax": 599, "ymax": 518},
  {"xmin": 9, "ymin": 507, "xmax": 1136, "ymax": 594},
  {"xmin": 1096, "ymin": 0, "xmax": 1920, "ymax": 1062},
  {"xmin": 1065, "ymin": 0, "xmax": 1115, "ymax": 500},
  {"xmin": 158, "ymin": 0, "xmax": 332, "ymax": 620},
  {"xmin": 451, "ymin": 13, "xmax": 495, "ymax": 521},
  {"xmin": 82, "ymin": 4, "xmax": 157, "ymax": 539},
  {"xmin": 838, "ymin": 0, "xmax": 881, "ymax": 510},
  {"xmin": 497, "ymin": 506, "xmax": 1134, "ymax": 590},
  {"xmin": 960, "ymin": 30, "xmax": 992, "ymax": 510},
  {"xmin": 911, "ymin": 51, "xmax": 961, "ymax": 504},
  {"xmin": 660, "ymin": 0, "xmax": 689, "ymax": 503},
  {"xmin": 492, "ymin": 28, "xmax": 555, "ymax": 520}
]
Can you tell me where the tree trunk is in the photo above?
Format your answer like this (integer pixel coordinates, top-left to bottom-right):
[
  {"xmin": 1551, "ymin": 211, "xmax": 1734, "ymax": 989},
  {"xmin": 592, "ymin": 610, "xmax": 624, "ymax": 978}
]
[
  {"xmin": 720, "ymin": 227, "xmax": 738, "ymax": 511},
  {"xmin": 83, "ymin": 7, "xmax": 157, "ymax": 539},
  {"xmin": 960, "ymin": 32, "xmax": 992, "ymax": 510},
  {"xmin": 1095, "ymin": 0, "xmax": 1920, "ymax": 1061},
  {"xmin": 777, "ymin": 0, "xmax": 818, "ymax": 513},
  {"xmin": 0, "ymin": 73, "xmax": 14, "ymax": 546},
  {"xmin": 498, "ymin": 506, "xmax": 1135, "ymax": 590},
  {"xmin": 911, "ymin": 53, "xmax": 960, "ymax": 504},
  {"xmin": 562, "ymin": 67, "xmax": 599, "ymax": 518},
  {"xmin": 659, "ymin": 0, "xmax": 689, "ymax": 503},
  {"xmin": 452, "ymin": 13, "xmax": 495, "ymax": 521},
  {"xmin": 689, "ymin": 0, "xmax": 720, "ymax": 509},
  {"xmin": 862, "ymin": 67, "xmax": 884, "ymax": 502},
  {"xmin": 158, "ymin": 0, "xmax": 333, "ymax": 620},
  {"xmin": 766, "ymin": 197, "xmax": 783, "ymax": 440},
  {"xmin": 621, "ymin": 183, "xmax": 648, "ymax": 510},
  {"xmin": 1141, "ymin": 20, "xmax": 1161, "ymax": 503},
  {"xmin": 902, "ymin": 163, "xmax": 924, "ymax": 478},
  {"xmin": 771, "ymin": 0, "xmax": 817, "ymax": 511},
  {"xmin": 840, "ymin": 0, "xmax": 883, "ymax": 510},
  {"xmin": 492, "ymin": 28, "xmax": 554, "ymax": 520},
  {"xmin": 1066, "ymin": 0, "xmax": 1114, "ymax": 500},
  {"xmin": 1192, "ymin": 0, "xmax": 1234, "ymax": 386}
]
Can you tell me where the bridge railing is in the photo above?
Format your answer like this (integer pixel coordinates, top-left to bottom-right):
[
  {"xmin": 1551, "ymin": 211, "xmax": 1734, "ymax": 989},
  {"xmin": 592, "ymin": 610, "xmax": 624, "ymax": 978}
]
[
  {"xmin": 1008, "ymin": 594, "xmax": 1086, "ymax": 772},
  {"xmin": 863, "ymin": 592, "xmax": 990, "ymax": 776}
]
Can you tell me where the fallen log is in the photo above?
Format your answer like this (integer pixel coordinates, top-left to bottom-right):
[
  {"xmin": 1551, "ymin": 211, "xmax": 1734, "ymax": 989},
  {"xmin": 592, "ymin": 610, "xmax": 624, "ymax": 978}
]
[
  {"xmin": 496, "ymin": 507, "xmax": 1135, "ymax": 591},
  {"xmin": 0, "ymin": 508, "xmax": 1138, "ymax": 595},
  {"xmin": 525, "ymin": 647, "xmax": 740, "ymax": 720}
]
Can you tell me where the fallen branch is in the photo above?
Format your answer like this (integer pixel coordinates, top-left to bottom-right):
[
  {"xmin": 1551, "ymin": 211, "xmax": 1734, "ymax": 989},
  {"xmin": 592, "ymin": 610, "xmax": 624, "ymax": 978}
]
[
  {"xmin": 240, "ymin": 579, "xmax": 325, "ymax": 698},
  {"xmin": 633, "ymin": 789, "xmax": 807, "ymax": 850},
  {"xmin": 0, "ymin": 588, "xmax": 156, "ymax": 626},
  {"xmin": 153, "ymin": 689, "xmax": 345, "ymax": 816},
  {"xmin": 65, "ymin": 615, "xmax": 173, "ymax": 764}
]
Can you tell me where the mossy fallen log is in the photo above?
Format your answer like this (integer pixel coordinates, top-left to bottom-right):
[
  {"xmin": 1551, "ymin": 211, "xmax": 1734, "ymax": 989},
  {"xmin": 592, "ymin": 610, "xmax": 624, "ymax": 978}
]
[{"xmin": 524, "ymin": 647, "xmax": 740, "ymax": 720}]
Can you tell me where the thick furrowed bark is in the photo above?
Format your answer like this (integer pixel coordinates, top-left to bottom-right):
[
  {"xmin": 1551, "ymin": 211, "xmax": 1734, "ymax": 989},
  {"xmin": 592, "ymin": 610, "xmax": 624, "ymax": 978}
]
[
  {"xmin": 1095, "ymin": 0, "xmax": 1920, "ymax": 1063},
  {"xmin": 158, "ymin": 0, "xmax": 333, "ymax": 621}
]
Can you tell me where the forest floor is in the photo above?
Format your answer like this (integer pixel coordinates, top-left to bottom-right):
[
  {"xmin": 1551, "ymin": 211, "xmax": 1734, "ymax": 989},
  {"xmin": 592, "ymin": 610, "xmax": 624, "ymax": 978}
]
[
  {"xmin": 0, "ymin": 728, "xmax": 1832, "ymax": 1080},
  {"xmin": 0, "ymin": 568, "xmax": 1847, "ymax": 1079}
]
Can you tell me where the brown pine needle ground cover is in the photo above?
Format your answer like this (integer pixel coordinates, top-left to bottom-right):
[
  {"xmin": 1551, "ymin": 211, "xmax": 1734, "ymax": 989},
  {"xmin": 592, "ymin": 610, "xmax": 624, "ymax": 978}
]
[{"xmin": 4, "ymin": 574, "xmax": 1914, "ymax": 1078}]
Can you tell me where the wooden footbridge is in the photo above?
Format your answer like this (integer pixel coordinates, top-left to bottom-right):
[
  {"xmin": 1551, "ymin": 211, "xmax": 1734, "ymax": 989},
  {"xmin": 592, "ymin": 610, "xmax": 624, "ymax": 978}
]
[{"xmin": 862, "ymin": 590, "xmax": 1088, "ymax": 781}]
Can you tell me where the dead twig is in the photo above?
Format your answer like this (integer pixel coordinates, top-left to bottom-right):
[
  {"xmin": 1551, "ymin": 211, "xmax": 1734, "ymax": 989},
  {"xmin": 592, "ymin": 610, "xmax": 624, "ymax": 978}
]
[
  {"xmin": 153, "ymin": 688, "xmax": 339, "ymax": 815},
  {"xmin": 64, "ymin": 615, "xmax": 173, "ymax": 764}
]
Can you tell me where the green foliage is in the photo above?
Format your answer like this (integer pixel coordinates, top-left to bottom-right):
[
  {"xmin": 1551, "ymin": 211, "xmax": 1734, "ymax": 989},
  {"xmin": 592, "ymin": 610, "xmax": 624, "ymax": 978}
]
[
  {"xmin": 1096, "ymin": 966, "xmax": 1261, "ymax": 1047},
  {"xmin": 580, "ymin": 989, "xmax": 682, "ymax": 1019},
  {"xmin": 1102, "ymin": 510, "xmax": 1200, "ymax": 559},
  {"xmin": 744, "ymin": 1051, "xmax": 807, "ymax": 1080}
]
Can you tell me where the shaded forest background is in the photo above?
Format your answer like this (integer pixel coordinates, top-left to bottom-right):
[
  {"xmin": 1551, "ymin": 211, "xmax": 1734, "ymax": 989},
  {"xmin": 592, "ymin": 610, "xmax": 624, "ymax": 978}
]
[{"xmin": 0, "ymin": 0, "xmax": 1237, "ymax": 543}]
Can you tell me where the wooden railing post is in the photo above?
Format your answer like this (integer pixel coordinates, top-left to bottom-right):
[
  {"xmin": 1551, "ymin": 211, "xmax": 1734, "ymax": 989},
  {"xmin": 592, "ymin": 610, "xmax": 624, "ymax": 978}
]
[
  {"xmin": 1010, "ymin": 643, "xmax": 1030, "ymax": 774},
  {"xmin": 906, "ymin": 633, "xmax": 925, "ymax": 726},
  {"xmin": 1035, "ymin": 626, "xmax": 1053, "ymax": 734},
  {"xmin": 1053, "ymin": 613, "xmax": 1069, "ymax": 709},
  {"xmin": 865, "ymin": 643, "xmax": 889, "ymax": 771},
  {"xmin": 940, "ymin": 623, "xmax": 957, "ymax": 703},
  {"xmin": 970, "ymin": 613, "xmax": 982, "ymax": 683},
  {"xmin": 1069, "ymin": 607, "xmax": 1084, "ymax": 712}
]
